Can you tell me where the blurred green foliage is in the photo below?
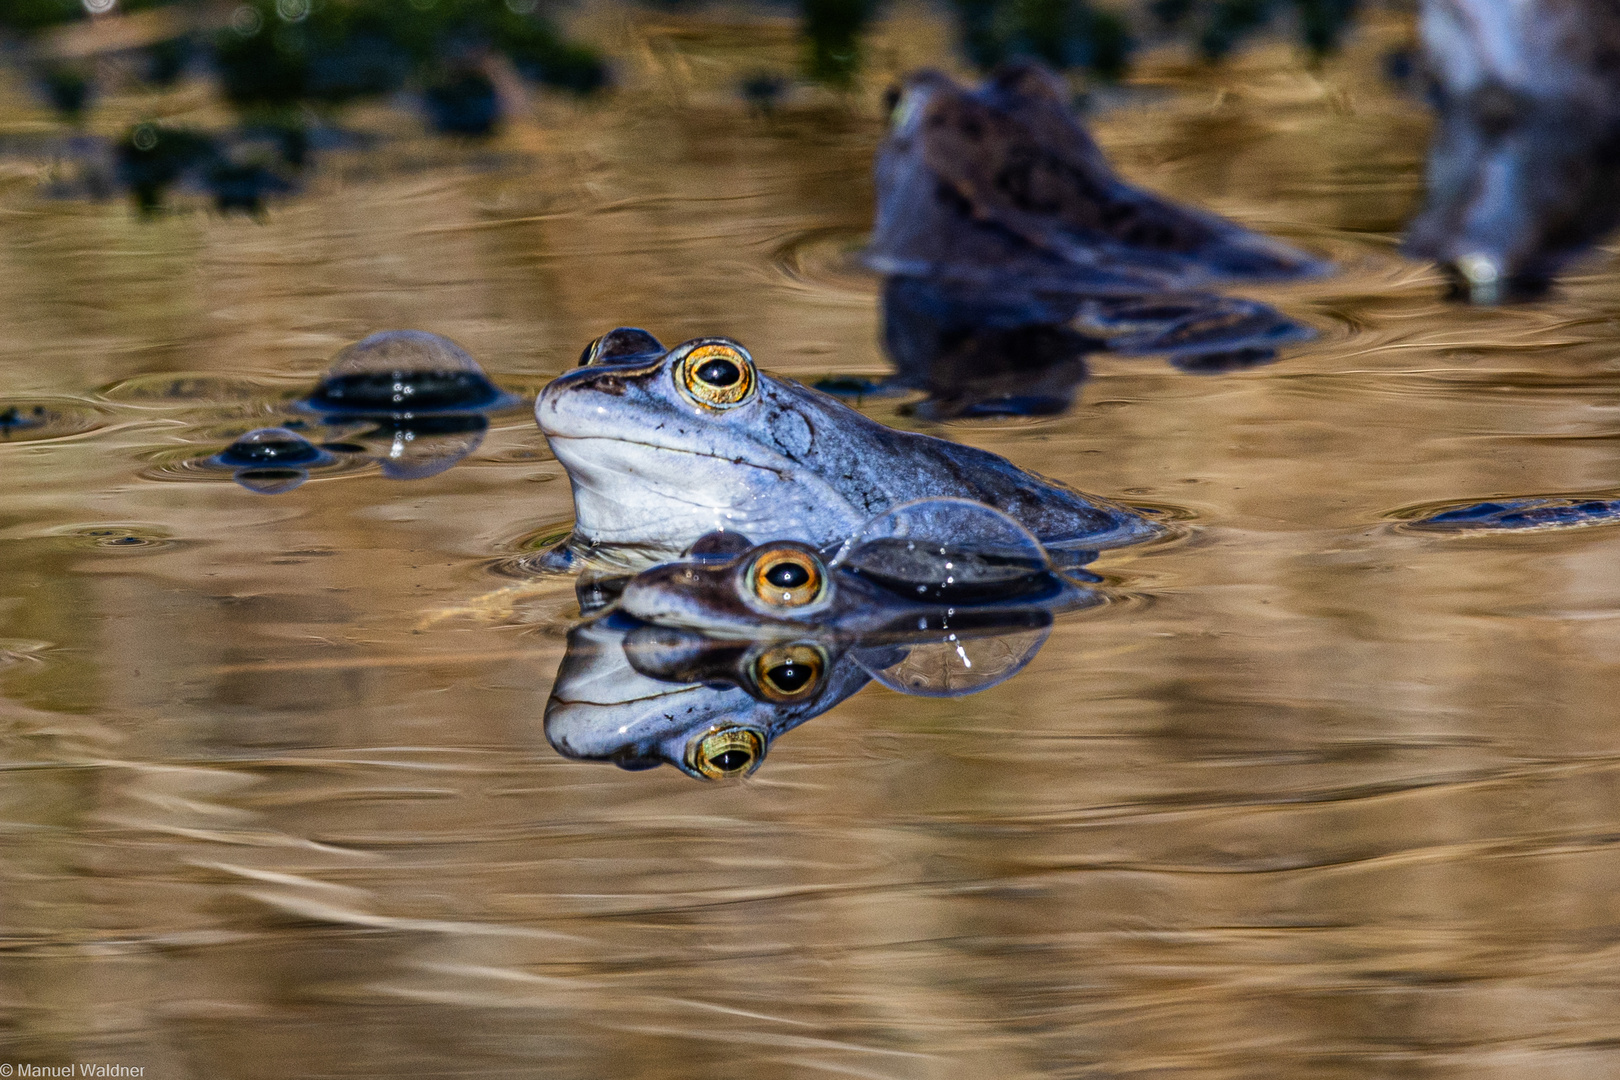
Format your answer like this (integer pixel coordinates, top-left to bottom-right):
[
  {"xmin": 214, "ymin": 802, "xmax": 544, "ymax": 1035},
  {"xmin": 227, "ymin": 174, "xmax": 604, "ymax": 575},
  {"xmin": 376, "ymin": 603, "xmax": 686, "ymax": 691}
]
[
  {"xmin": 1151, "ymin": 0, "xmax": 1359, "ymax": 60},
  {"xmin": 2, "ymin": 0, "xmax": 607, "ymax": 123},
  {"xmin": 801, "ymin": 0, "xmax": 876, "ymax": 86},
  {"xmin": 952, "ymin": 0, "xmax": 1131, "ymax": 78}
]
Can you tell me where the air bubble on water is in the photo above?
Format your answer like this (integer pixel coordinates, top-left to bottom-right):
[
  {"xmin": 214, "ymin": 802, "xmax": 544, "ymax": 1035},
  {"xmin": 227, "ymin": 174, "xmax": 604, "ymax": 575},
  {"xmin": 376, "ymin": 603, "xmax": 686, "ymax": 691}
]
[
  {"xmin": 212, "ymin": 427, "xmax": 328, "ymax": 469},
  {"xmin": 305, "ymin": 330, "xmax": 513, "ymax": 415}
]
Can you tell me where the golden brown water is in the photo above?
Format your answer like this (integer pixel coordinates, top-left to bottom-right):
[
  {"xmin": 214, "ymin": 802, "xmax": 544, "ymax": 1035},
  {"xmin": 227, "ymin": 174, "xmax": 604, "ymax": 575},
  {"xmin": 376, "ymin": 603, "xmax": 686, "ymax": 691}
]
[{"xmin": 5, "ymin": 7, "xmax": 1620, "ymax": 1077}]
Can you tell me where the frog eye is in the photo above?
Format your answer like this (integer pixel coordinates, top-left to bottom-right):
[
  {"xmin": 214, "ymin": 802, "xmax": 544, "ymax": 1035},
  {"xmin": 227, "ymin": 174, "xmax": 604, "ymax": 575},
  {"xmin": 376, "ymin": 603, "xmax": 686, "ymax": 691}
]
[
  {"xmin": 749, "ymin": 643, "xmax": 828, "ymax": 703},
  {"xmin": 686, "ymin": 726, "xmax": 765, "ymax": 779},
  {"xmin": 748, "ymin": 547, "xmax": 825, "ymax": 608},
  {"xmin": 675, "ymin": 342, "xmax": 756, "ymax": 409}
]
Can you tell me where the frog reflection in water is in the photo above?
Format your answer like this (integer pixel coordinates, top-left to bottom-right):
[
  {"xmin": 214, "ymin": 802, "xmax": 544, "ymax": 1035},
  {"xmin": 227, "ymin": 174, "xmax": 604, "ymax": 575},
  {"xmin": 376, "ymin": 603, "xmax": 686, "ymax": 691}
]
[
  {"xmin": 878, "ymin": 276, "xmax": 1314, "ymax": 419},
  {"xmin": 535, "ymin": 329, "xmax": 1161, "ymax": 564},
  {"xmin": 545, "ymin": 499, "xmax": 1099, "ymax": 779}
]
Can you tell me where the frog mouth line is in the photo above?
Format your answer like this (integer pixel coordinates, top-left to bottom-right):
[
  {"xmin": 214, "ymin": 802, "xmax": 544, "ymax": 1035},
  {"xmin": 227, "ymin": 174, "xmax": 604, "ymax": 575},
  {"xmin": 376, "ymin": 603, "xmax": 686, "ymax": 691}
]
[
  {"xmin": 545, "ymin": 434, "xmax": 795, "ymax": 480},
  {"xmin": 548, "ymin": 684, "xmax": 708, "ymax": 709}
]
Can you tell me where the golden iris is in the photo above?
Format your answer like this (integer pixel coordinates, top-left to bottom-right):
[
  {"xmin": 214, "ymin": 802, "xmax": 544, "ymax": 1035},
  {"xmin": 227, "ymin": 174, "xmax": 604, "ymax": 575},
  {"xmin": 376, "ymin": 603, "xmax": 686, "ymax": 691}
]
[
  {"xmin": 687, "ymin": 726, "xmax": 765, "ymax": 779},
  {"xmin": 749, "ymin": 643, "xmax": 827, "ymax": 703},
  {"xmin": 676, "ymin": 342, "xmax": 756, "ymax": 409},
  {"xmin": 748, "ymin": 547, "xmax": 825, "ymax": 608}
]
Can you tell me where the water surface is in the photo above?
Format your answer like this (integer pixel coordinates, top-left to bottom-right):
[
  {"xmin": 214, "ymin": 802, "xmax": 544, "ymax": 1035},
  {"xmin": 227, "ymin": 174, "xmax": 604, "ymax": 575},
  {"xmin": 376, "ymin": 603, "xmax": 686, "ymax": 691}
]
[{"xmin": 4, "ymin": 7, "xmax": 1620, "ymax": 1077}]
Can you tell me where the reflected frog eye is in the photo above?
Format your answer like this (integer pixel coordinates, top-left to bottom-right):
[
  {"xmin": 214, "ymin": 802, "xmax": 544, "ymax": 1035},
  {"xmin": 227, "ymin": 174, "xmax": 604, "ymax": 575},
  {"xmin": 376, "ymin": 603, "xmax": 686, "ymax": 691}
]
[
  {"xmin": 687, "ymin": 726, "xmax": 765, "ymax": 779},
  {"xmin": 748, "ymin": 547, "xmax": 825, "ymax": 608},
  {"xmin": 676, "ymin": 342, "xmax": 756, "ymax": 409},
  {"xmin": 750, "ymin": 643, "xmax": 827, "ymax": 703}
]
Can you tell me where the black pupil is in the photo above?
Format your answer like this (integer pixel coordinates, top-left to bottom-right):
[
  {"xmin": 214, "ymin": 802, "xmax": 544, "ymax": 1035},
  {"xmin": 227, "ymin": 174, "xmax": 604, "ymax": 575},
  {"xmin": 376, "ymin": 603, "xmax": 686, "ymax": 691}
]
[
  {"xmin": 765, "ymin": 561, "xmax": 811, "ymax": 589},
  {"xmin": 712, "ymin": 749, "xmax": 753, "ymax": 772},
  {"xmin": 696, "ymin": 358, "xmax": 740, "ymax": 387},
  {"xmin": 765, "ymin": 662, "xmax": 814, "ymax": 695}
]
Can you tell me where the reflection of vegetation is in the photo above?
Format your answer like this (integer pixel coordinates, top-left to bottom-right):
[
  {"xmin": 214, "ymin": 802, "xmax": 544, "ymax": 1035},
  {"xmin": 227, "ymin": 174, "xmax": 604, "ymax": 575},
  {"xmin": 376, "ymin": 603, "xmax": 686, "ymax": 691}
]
[
  {"xmin": 946, "ymin": 0, "xmax": 1360, "ymax": 79},
  {"xmin": 952, "ymin": 0, "xmax": 1131, "ymax": 78},
  {"xmin": 1151, "ymin": 0, "xmax": 1360, "ymax": 60},
  {"xmin": 4, "ymin": 0, "xmax": 1364, "ymax": 123},
  {"xmin": 802, "ymin": 0, "xmax": 876, "ymax": 86},
  {"xmin": 4, "ymin": 0, "xmax": 607, "ymax": 128}
]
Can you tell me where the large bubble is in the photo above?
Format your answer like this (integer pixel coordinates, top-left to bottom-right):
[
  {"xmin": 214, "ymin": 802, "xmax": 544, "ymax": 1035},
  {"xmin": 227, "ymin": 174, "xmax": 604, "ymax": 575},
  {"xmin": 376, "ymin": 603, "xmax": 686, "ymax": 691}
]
[
  {"xmin": 853, "ymin": 624, "xmax": 1052, "ymax": 698},
  {"xmin": 304, "ymin": 330, "xmax": 514, "ymax": 414},
  {"xmin": 829, "ymin": 497, "xmax": 1054, "ymax": 602}
]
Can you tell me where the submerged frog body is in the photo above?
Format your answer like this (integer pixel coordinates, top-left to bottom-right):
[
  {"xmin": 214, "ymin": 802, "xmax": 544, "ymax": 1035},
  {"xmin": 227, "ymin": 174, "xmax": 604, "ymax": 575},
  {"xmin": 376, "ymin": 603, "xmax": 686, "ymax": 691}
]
[
  {"xmin": 868, "ymin": 63, "xmax": 1327, "ymax": 291},
  {"xmin": 536, "ymin": 331, "xmax": 1160, "ymax": 561},
  {"xmin": 1406, "ymin": 496, "xmax": 1620, "ymax": 532}
]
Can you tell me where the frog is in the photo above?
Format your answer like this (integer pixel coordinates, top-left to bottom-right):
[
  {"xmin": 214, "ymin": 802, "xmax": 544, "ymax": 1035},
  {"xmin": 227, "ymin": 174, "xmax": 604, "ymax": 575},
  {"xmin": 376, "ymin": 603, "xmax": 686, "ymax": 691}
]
[
  {"xmin": 534, "ymin": 329, "xmax": 1162, "ymax": 565},
  {"xmin": 867, "ymin": 61, "xmax": 1328, "ymax": 292}
]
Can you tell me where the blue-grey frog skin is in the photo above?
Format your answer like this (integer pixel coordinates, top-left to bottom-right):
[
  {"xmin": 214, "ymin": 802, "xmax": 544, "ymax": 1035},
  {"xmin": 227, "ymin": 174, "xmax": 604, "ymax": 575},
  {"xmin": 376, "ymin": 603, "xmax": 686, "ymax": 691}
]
[
  {"xmin": 868, "ymin": 63, "xmax": 1329, "ymax": 292},
  {"xmin": 535, "ymin": 329, "xmax": 1160, "ymax": 562}
]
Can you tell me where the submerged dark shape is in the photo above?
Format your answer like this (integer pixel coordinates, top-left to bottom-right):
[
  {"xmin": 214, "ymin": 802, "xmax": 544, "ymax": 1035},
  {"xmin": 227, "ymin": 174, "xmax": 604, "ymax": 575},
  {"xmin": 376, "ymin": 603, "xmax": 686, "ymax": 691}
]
[
  {"xmin": 207, "ymin": 159, "xmax": 295, "ymax": 216},
  {"xmin": 1407, "ymin": 496, "xmax": 1620, "ymax": 532},
  {"xmin": 881, "ymin": 276, "xmax": 1097, "ymax": 418},
  {"xmin": 868, "ymin": 62, "xmax": 1328, "ymax": 291},
  {"xmin": 115, "ymin": 123, "xmax": 219, "ymax": 214},
  {"xmin": 537, "ymin": 330, "xmax": 1161, "ymax": 561},
  {"xmin": 0, "ymin": 405, "xmax": 48, "ymax": 437},
  {"xmin": 305, "ymin": 330, "xmax": 513, "ymax": 415},
  {"xmin": 423, "ymin": 66, "xmax": 501, "ymax": 137}
]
